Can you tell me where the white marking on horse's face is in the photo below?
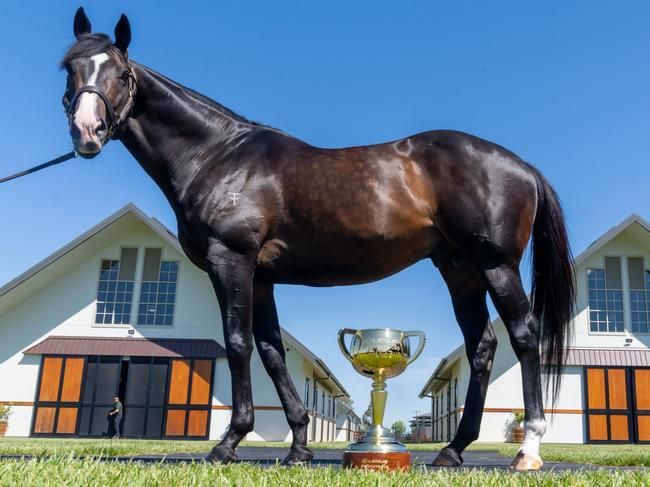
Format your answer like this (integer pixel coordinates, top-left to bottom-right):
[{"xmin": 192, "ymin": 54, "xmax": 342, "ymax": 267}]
[
  {"xmin": 73, "ymin": 53, "xmax": 110, "ymax": 135},
  {"xmin": 519, "ymin": 418, "xmax": 547, "ymax": 460}
]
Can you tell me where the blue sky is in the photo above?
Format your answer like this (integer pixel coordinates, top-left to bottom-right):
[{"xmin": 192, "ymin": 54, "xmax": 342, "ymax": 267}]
[{"xmin": 1, "ymin": 1, "xmax": 650, "ymax": 429}]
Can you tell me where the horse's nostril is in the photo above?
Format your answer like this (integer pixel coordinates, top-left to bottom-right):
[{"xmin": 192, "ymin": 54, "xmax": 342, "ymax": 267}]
[{"xmin": 96, "ymin": 120, "xmax": 107, "ymax": 135}]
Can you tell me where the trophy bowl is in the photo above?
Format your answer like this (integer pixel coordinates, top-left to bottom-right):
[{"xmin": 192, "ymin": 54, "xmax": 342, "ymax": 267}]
[
  {"xmin": 340, "ymin": 328, "xmax": 415, "ymax": 380},
  {"xmin": 338, "ymin": 327, "xmax": 425, "ymax": 470}
]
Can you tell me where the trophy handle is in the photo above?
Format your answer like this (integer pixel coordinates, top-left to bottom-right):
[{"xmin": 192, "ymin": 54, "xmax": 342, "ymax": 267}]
[
  {"xmin": 403, "ymin": 331, "xmax": 426, "ymax": 366},
  {"xmin": 338, "ymin": 328, "xmax": 357, "ymax": 363}
]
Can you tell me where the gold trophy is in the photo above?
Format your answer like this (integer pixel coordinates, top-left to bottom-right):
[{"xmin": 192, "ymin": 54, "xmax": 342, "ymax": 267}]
[{"xmin": 338, "ymin": 328, "xmax": 426, "ymax": 470}]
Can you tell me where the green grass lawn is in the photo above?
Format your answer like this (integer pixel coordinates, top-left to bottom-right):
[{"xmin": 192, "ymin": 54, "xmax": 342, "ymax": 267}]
[
  {"xmin": 0, "ymin": 438, "xmax": 648, "ymax": 486},
  {"xmin": 2, "ymin": 438, "xmax": 650, "ymax": 467},
  {"xmin": 0, "ymin": 458, "xmax": 647, "ymax": 487}
]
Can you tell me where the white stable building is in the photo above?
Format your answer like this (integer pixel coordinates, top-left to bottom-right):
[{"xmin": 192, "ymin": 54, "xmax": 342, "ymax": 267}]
[
  {"xmin": 0, "ymin": 204, "xmax": 360, "ymax": 442},
  {"xmin": 421, "ymin": 214, "xmax": 650, "ymax": 444}
]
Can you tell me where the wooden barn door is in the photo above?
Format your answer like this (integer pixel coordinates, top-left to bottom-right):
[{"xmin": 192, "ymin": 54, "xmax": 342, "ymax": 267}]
[
  {"xmin": 164, "ymin": 359, "xmax": 213, "ymax": 439},
  {"xmin": 32, "ymin": 356, "xmax": 85, "ymax": 435},
  {"xmin": 632, "ymin": 369, "xmax": 650, "ymax": 443},
  {"xmin": 585, "ymin": 367, "xmax": 632, "ymax": 443}
]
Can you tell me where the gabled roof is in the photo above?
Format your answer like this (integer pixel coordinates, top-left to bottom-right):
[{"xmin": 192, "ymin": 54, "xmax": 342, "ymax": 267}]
[
  {"xmin": 419, "ymin": 213, "xmax": 650, "ymax": 398},
  {"xmin": 573, "ymin": 213, "xmax": 650, "ymax": 266},
  {"xmin": 418, "ymin": 347, "xmax": 464, "ymax": 397},
  {"xmin": 280, "ymin": 327, "xmax": 351, "ymax": 400},
  {"xmin": 0, "ymin": 203, "xmax": 182, "ymax": 303}
]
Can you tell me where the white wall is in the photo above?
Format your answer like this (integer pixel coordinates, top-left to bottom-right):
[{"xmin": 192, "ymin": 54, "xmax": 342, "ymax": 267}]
[
  {"xmin": 0, "ymin": 214, "xmax": 349, "ymax": 442},
  {"xmin": 433, "ymin": 339, "xmax": 586, "ymax": 443}
]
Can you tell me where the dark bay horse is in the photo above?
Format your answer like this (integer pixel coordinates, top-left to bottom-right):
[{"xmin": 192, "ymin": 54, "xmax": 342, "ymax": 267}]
[{"xmin": 61, "ymin": 8, "xmax": 574, "ymax": 470}]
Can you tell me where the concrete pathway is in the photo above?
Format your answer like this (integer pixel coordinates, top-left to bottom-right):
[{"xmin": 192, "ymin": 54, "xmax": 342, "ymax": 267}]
[
  {"xmin": 0, "ymin": 446, "xmax": 645, "ymax": 471},
  {"xmin": 113, "ymin": 446, "xmax": 643, "ymax": 472}
]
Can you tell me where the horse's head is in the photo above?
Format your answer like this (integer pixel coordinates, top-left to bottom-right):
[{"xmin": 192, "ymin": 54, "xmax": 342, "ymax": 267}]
[{"xmin": 62, "ymin": 8, "xmax": 136, "ymax": 158}]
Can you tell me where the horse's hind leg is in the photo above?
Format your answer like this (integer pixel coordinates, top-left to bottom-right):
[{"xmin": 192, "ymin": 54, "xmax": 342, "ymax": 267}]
[
  {"xmin": 252, "ymin": 282, "xmax": 313, "ymax": 465},
  {"xmin": 432, "ymin": 255, "xmax": 497, "ymax": 467},
  {"xmin": 483, "ymin": 264, "xmax": 546, "ymax": 471}
]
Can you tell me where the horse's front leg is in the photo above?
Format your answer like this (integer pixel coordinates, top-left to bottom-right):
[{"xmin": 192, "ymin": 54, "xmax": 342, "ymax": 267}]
[
  {"xmin": 205, "ymin": 244, "xmax": 256, "ymax": 464},
  {"xmin": 252, "ymin": 282, "xmax": 313, "ymax": 465}
]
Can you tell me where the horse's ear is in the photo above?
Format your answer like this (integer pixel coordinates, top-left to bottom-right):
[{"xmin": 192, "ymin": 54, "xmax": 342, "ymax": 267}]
[
  {"xmin": 114, "ymin": 14, "xmax": 131, "ymax": 54},
  {"xmin": 73, "ymin": 7, "xmax": 92, "ymax": 38}
]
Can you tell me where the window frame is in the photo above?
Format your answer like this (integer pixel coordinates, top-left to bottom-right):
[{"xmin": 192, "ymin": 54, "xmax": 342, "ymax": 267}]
[
  {"xmin": 627, "ymin": 255, "xmax": 650, "ymax": 335},
  {"xmin": 136, "ymin": 248, "xmax": 180, "ymax": 328},
  {"xmin": 587, "ymin": 259, "xmax": 625, "ymax": 336},
  {"xmin": 92, "ymin": 246, "xmax": 139, "ymax": 328},
  {"xmin": 92, "ymin": 247, "xmax": 180, "ymax": 329}
]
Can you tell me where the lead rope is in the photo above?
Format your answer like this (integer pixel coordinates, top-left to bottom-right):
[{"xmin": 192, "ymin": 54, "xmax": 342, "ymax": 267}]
[
  {"xmin": 0, "ymin": 151, "xmax": 77, "ymax": 184},
  {"xmin": 1, "ymin": 64, "xmax": 137, "ymax": 185}
]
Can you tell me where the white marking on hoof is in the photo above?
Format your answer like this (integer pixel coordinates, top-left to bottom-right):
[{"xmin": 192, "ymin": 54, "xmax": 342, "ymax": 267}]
[
  {"xmin": 510, "ymin": 418, "xmax": 546, "ymax": 471},
  {"xmin": 519, "ymin": 418, "xmax": 546, "ymax": 459},
  {"xmin": 509, "ymin": 451, "xmax": 544, "ymax": 471}
]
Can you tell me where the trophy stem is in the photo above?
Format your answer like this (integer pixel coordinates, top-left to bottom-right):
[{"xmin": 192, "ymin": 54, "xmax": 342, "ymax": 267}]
[{"xmin": 371, "ymin": 378, "xmax": 387, "ymax": 428}]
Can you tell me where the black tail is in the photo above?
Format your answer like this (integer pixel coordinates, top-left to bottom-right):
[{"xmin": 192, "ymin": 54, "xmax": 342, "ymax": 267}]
[{"xmin": 529, "ymin": 167, "xmax": 575, "ymax": 405}]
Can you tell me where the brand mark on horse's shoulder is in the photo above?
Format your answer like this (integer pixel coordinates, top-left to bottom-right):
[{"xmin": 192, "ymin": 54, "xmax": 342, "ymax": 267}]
[{"xmin": 227, "ymin": 192, "xmax": 242, "ymax": 206}]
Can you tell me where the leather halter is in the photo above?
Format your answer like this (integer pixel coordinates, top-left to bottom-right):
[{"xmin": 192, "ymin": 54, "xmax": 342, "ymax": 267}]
[{"xmin": 65, "ymin": 64, "xmax": 137, "ymax": 142}]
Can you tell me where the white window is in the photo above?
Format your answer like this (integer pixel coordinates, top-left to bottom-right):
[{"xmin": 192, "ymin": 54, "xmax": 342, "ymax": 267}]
[
  {"xmin": 95, "ymin": 248, "xmax": 137, "ymax": 324},
  {"xmin": 588, "ymin": 257, "xmax": 624, "ymax": 333},
  {"xmin": 628, "ymin": 257, "xmax": 650, "ymax": 333},
  {"xmin": 94, "ymin": 247, "xmax": 179, "ymax": 326},
  {"xmin": 137, "ymin": 248, "xmax": 179, "ymax": 326}
]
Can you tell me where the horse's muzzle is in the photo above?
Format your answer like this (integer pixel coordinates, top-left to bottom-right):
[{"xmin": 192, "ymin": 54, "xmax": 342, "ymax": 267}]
[
  {"xmin": 75, "ymin": 141, "xmax": 101, "ymax": 159},
  {"xmin": 71, "ymin": 120, "xmax": 105, "ymax": 158}
]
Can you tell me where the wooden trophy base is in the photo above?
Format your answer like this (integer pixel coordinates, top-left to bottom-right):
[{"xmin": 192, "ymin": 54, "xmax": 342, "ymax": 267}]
[{"xmin": 342, "ymin": 450, "xmax": 411, "ymax": 471}]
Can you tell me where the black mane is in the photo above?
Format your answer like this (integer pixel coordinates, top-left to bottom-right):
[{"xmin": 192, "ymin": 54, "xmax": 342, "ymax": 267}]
[{"xmin": 60, "ymin": 33, "xmax": 119, "ymax": 69}]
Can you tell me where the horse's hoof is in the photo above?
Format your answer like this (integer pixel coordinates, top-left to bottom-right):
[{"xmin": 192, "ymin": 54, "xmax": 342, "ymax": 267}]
[
  {"xmin": 205, "ymin": 445, "xmax": 237, "ymax": 464},
  {"xmin": 281, "ymin": 446, "xmax": 314, "ymax": 466},
  {"xmin": 432, "ymin": 447, "xmax": 463, "ymax": 467},
  {"xmin": 509, "ymin": 451, "xmax": 543, "ymax": 471}
]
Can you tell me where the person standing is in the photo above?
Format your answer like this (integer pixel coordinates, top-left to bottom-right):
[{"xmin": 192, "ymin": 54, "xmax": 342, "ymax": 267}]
[{"xmin": 108, "ymin": 396, "xmax": 123, "ymax": 439}]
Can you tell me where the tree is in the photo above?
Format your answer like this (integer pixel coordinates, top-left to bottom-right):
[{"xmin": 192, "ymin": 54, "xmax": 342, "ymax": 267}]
[
  {"xmin": 361, "ymin": 404, "xmax": 373, "ymax": 432},
  {"xmin": 390, "ymin": 420, "xmax": 406, "ymax": 441}
]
